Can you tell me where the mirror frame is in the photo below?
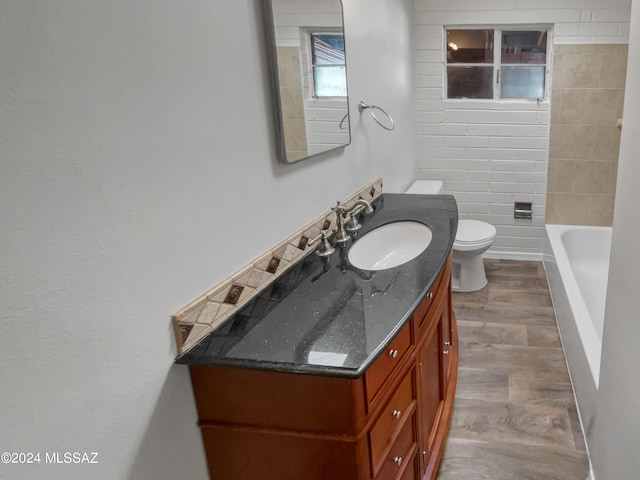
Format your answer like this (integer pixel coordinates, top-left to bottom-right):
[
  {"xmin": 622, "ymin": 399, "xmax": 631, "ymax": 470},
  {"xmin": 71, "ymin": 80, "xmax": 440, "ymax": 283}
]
[{"xmin": 263, "ymin": 0, "xmax": 351, "ymax": 164}]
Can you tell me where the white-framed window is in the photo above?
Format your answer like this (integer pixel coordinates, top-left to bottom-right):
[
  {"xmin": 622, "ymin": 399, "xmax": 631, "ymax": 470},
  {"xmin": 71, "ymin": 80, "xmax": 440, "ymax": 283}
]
[
  {"xmin": 445, "ymin": 27, "xmax": 550, "ymax": 101},
  {"xmin": 309, "ymin": 32, "xmax": 346, "ymax": 98}
]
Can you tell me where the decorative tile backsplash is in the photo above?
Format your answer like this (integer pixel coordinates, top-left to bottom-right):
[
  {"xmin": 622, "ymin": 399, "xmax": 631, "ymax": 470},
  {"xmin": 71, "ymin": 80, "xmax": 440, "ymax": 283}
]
[{"xmin": 172, "ymin": 178, "xmax": 384, "ymax": 355}]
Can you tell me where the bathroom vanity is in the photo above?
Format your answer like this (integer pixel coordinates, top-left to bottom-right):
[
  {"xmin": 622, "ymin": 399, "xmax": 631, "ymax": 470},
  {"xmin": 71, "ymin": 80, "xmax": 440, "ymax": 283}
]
[{"xmin": 177, "ymin": 194, "xmax": 458, "ymax": 480}]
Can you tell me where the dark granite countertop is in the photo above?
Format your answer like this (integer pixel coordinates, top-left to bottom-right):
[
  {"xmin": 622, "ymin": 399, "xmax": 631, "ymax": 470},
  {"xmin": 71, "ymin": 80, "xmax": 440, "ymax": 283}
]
[{"xmin": 176, "ymin": 193, "xmax": 458, "ymax": 378}]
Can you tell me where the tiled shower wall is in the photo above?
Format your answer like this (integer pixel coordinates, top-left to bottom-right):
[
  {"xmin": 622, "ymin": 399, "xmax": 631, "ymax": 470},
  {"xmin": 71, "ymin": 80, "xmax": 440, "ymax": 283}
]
[{"xmin": 546, "ymin": 44, "xmax": 628, "ymax": 225}]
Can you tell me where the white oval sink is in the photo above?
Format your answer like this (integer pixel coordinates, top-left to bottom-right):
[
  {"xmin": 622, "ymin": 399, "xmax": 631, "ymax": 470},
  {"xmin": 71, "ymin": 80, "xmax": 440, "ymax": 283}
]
[{"xmin": 348, "ymin": 221, "xmax": 432, "ymax": 271}]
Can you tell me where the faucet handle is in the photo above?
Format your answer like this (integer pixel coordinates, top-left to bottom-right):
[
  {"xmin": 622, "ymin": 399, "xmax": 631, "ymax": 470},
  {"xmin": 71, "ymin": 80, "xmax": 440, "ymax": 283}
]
[
  {"xmin": 345, "ymin": 214, "xmax": 362, "ymax": 234},
  {"xmin": 308, "ymin": 230, "xmax": 335, "ymax": 257}
]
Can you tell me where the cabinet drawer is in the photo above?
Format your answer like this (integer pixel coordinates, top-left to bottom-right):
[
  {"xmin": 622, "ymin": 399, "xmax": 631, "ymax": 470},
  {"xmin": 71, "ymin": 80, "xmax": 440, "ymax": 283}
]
[
  {"xmin": 374, "ymin": 413, "xmax": 416, "ymax": 480},
  {"xmin": 365, "ymin": 322, "xmax": 412, "ymax": 404},
  {"xmin": 369, "ymin": 368, "xmax": 415, "ymax": 468}
]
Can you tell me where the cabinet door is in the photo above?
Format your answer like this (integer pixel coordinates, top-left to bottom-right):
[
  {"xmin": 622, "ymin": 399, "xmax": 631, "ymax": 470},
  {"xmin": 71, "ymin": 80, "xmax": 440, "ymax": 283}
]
[{"xmin": 417, "ymin": 317, "xmax": 443, "ymax": 470}]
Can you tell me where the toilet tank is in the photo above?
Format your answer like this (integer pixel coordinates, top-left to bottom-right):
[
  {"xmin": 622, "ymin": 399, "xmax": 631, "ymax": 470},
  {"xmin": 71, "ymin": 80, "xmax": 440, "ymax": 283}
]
[{"xmin": 405, "ymin": 180, "xmax": 444, "ymax": 194}]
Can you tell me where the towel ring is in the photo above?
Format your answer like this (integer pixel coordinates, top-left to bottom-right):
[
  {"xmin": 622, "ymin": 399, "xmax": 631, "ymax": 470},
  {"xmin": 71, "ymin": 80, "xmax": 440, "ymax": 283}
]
[{"xmin": 358, "ymin": 101, "xmax": 395, "ymax": 131}]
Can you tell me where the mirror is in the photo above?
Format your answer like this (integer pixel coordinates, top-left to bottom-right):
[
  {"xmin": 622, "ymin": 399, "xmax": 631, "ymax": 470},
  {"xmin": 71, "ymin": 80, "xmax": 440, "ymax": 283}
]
[{"xmin": 264, "ymin": 0, "xmax": 351, "ymax": 164}]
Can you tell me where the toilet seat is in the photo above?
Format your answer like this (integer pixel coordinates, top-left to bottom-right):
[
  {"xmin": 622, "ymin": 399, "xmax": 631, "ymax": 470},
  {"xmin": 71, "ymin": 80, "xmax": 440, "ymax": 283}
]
[
  {"xmin": 454, "ymin": 219, "xmax": 497, "ymax": 251},
  {"xmin": 403, "ymin": 181, "xmax": 496, "ymax": 292}
]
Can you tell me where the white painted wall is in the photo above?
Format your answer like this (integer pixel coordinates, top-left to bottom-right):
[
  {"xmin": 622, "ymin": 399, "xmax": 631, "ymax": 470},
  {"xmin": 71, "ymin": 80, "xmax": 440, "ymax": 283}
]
[
  {"xmin": 0, "ymin": 0, "xmax": 416, "ymax": 479},
  {"xmin": 592, "ymin": 0, "xmax": 640, "ymax": 477},
  {"xmin": 414, "ymin": 0, "xmax": 631, "ymax": 259}
]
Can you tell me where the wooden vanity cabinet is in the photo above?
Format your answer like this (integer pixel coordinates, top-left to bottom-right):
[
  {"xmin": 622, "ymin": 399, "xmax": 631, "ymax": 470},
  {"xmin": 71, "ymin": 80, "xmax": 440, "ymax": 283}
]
[{"xmin": 189, "ymin": 255, "xmax": 457, "ymax": 480}]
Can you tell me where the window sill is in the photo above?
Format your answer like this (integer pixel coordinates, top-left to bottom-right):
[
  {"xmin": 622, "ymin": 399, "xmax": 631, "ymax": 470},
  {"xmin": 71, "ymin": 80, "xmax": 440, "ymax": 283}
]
[{"xmin": 443, "ymin": 98, "xmax": 550, "ymax": 107}]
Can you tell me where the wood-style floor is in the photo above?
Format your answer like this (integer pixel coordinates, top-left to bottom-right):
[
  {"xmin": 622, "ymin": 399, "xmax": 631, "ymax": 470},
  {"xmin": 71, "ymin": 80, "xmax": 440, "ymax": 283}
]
[{"xmin": 436, "ymin": 259, "xmax": 590, "ymax": 480}]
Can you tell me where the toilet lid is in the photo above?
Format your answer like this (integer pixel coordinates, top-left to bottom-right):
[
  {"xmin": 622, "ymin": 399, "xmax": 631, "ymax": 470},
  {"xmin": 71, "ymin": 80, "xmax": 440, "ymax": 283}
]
[{"xmin": 455, "ymin": 219, "xmax": 496, "ymax": 244}]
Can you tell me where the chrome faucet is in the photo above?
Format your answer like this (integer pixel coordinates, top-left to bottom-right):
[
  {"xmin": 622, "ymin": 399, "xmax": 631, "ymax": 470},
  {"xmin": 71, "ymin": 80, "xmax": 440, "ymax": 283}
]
[{"xmin": 332, "ymin": 199, "xmax": 374, "ymax": 245}]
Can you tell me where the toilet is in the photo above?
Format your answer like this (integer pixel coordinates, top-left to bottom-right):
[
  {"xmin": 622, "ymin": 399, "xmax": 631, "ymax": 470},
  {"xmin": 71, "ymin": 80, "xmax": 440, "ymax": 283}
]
[{"xmin": 406, "ymin": 180, "xmax": 496, "ymax": 292}]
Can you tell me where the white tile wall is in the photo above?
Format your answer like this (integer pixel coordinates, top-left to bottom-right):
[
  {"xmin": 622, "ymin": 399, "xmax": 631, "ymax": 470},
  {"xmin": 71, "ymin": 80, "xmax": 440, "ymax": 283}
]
[{"xmin": 414, "ymin": 0, "xmax": 630, "ymax": 258}]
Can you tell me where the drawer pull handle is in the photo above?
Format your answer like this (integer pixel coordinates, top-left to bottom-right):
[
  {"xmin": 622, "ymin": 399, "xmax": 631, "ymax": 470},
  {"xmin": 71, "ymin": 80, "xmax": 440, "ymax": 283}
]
[
  {"xmin": 444, "ymin": 341, "xmax": 452, "ymax": 346},
  {"xmin": 392, "ymin": 409, "xmax": 401, "ymax": 419},
  {"xmin": 443, "ymin": 349, "xmax": 449, "ymax": 355},
  {"xmin": 427, "ymin": 292, "xmax": 433, "ymax": 299},
  {"xmin": 389, "ymin": 349, "xmax": 398, "ymax": 358},
  {"xmin": 393, "ymin": 456, "xmax": 403, "ymax": 467}
]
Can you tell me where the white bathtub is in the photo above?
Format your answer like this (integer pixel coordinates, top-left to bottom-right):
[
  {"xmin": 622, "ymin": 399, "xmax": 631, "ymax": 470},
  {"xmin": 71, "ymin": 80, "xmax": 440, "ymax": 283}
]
[
  {"xmin": 544, "ymin": 224, "xmax": 612, "ymax": 453},
  {"xmin": 546, "ymin": 225, "xmax": 611, "ymax": 386}
]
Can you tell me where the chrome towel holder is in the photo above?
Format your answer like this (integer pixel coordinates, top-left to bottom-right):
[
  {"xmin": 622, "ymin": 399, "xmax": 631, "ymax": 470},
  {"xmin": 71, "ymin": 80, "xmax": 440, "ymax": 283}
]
[{"xmin": 358, "ymin": 101, "xmax": 395, "ymax": 131}]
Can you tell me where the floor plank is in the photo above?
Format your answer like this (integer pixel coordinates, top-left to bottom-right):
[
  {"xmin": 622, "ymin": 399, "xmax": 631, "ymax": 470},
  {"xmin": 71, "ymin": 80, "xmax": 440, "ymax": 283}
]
[
  {"xmin": 526, "ymin": 324, "xmax": 563, "ymax": 348},
  {"xmin": 459, "ymin": 343, "xmax": 569, "ymax": 373},
  {"xmin": 438, "ymin": 438, "xmax": 590, "ymax": 480},
  {"xmin": 449, "ymin": 398, "xmax": 576, "ymax": 448},
  {"xmin": 455, "ymin": 367, "xmax": 509, "ymax": 402},
  {"xmin": 487, "ymin": 289, "xmax": 553, "ymax": 308},
  {"xmin": 457, "ymin": 320, "xmax": 528, "ymax": 346},
  {"xmin": 509, "ymin": 370, "xmax": 576, "ymax": 410},
  {"xmin": 437, "ymin": 259, "xmax": 589, "ymax": 480},
  {"xmin": 452, "ymin": 303, "xmax": 557, "ymax": 326}
]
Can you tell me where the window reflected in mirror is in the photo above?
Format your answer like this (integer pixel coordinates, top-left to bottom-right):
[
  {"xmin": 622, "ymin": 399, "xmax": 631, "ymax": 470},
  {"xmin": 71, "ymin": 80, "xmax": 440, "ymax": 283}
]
[{"xmin": 311, "ymin": 33, "xmax": 347, "ymax": 98}]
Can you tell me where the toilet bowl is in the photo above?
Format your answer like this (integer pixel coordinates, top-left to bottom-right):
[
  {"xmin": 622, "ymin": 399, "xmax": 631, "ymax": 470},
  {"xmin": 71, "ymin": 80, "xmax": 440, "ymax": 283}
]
[
  {"xmin": 405, "ymin": 180, "xmax": 496, "ymax": 292},
  {"xmin": 452, "ymin": 219, "xmax": 496, "ymax": 292}
]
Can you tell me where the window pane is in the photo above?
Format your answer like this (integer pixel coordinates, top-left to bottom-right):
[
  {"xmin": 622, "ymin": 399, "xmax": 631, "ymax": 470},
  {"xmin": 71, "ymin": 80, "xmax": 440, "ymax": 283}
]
[
  {"xmin": 500, "ymin": 66, "xmax": 545, "ymax": 98},
  {"xmin": 501, "ymin": 31, "xmax": 547, "ymax": 64},
  {"xmin": 314, "ymin": 66, "xmax": 347, "ymax": 97},
  {"xmin": 311, "ymin": 34, "xmax": 345, "ymax": 65},
  {"xmin": 447, "ymin": 66, "xmax": 493, "ymax": 99},
  {"xmin": 446, "ymin": 29, "xmax": 494, "ymax": 64}
]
